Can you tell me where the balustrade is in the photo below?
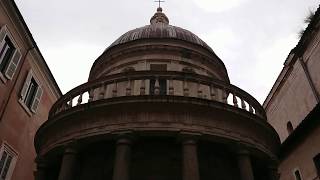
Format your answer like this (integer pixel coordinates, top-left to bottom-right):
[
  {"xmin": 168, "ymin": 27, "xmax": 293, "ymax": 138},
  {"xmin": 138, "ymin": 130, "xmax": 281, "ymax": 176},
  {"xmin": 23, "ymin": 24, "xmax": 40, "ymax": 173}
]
[{"xmin": 49, "ymin": 71, "xmax": 266, "ymax": 120}]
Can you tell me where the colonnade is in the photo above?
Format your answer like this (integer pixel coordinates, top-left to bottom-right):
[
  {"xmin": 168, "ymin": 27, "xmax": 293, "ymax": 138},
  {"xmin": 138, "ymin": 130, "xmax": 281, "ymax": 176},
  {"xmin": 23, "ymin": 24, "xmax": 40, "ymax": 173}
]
[{"xmin": 34, "ymin": 136, "xmax": 279, "ymax": 180}]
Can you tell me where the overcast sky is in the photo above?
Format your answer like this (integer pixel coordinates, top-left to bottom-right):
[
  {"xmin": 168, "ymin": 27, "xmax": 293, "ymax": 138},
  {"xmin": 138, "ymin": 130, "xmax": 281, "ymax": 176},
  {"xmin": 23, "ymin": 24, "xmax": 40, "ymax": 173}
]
[{"xmin": 14, "ymin": 0, "xmax": 319, "ymax": 103}]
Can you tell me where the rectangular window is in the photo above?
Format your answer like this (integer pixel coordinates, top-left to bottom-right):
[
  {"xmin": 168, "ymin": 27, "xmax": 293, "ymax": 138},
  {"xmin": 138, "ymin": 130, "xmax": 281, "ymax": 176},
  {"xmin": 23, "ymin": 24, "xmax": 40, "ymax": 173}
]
[
  {"xmin": 0, "ymin": 25, "xmax": 21, "ymax": 81},
  {"xmin": 20, "ymin": 71, "xmax": 43, "ymax": 114},
  {"xmin": 294, "ymin": 169, "xmax": 302, "ymax": 180},
  {"xmin": 150, "ymin": 64, "xmax": 167, "ymax": 71},
  {"xmin": 0, "ymin": 37, "xmax": 15, "ymax": 73},
  {"xmin": 313, "ymin": 154, "xmax": 320, "ymax": 176},
  {"xmin": 24, "ymin": 78, "xmax": 38, "ymax": 109},
  {"xmin": 0, "ymin": 144, "xmax": 17, "ymax": 180}
]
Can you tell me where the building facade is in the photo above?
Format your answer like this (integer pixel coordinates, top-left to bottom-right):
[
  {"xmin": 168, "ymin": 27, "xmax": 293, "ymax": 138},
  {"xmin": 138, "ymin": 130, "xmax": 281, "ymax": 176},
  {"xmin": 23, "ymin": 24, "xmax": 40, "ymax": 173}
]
[
  {"xmin": 0, "ymin": 1, "xmax": 61, "ymax": 180},
  {"xmin": 264, "ymin": 5, "xmax": 320, "ymax": 180},
  {"xmin": 34, "ymin": 7, "xmax": 280, "ymax": 180}
]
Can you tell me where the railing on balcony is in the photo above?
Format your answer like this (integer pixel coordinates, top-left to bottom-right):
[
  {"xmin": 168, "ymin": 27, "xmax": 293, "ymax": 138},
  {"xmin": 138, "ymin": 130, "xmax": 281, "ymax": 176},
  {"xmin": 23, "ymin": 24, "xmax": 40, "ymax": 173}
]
[{"xmin": 49, "ymin": 71, "xmax": 266, "ymax": 120}]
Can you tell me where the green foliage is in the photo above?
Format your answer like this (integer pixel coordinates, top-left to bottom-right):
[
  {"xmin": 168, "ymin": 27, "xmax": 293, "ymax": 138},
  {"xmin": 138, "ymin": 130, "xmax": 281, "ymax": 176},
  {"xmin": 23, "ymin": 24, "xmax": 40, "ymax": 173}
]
[
  {"xmin": 304, "ymin": 10, "xmax": 315, "ymax": 24},
  {"xmin": 298, "ymin": 10, "xmax": 316, "ymax": 38}
]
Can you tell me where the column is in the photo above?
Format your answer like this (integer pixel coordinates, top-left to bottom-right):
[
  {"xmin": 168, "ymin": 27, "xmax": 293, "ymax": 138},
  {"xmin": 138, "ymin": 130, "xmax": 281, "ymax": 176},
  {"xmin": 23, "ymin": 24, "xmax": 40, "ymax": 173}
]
[
  {"xmin": 268, "ymin": 165, "xmax": 279, "ymax": 180},
  {"xmin": 58, "ymin": 147, "xmax": 77, "ymax": 180},
  {"xmin": 237, "ymin": 150, "xmax": 254, "ymax": 180},
  {"xmin": 182, "ymin": 139, "xmax": 200, "ymax": 180},
  {"xmin": 112, "ymin": 137, "xmax": 132, "ymax": 180},
  {"xmin": 34, "ymin": 156, "xmax": 47, "ymax": 180}
]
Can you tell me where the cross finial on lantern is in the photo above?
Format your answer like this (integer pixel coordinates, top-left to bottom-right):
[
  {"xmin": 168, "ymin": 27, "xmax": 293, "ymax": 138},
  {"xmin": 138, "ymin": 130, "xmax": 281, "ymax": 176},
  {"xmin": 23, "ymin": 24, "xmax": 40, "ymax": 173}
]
[{"xmin": 154, "ymin": 0, "xmax": 165, "ymax": 8}]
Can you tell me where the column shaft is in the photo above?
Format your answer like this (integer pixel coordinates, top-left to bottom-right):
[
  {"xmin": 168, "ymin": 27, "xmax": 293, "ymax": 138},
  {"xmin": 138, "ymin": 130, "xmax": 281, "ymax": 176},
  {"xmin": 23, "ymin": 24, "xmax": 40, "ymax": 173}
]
[
  {"xmin": 112, "ymin": 137, "xmax": 132, "ymax": 180},
  {"xmin": 34, "ymin": 157, "xmax": 47, "ymax": 180},
  {"xmin": 237, "ymin": 151, "xmax": 254, "ymax": 180},
  {"xmin": 58, "ymin": 147, "xmax": 77, "ymax": 180},
  {"xmin": 182, "ymin": 139, "xmax": 200, "ymax": 180},
  {"xmin": 268, "ymin": 166, "xmax": 279, "ymax": 180}
]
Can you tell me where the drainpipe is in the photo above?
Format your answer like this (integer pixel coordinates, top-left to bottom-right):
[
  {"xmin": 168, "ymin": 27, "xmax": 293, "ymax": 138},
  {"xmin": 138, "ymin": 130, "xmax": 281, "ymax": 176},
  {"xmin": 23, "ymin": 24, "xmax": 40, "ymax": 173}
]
[{"xmin": 299, "ymin": 57, "xmax": 320, "ymax": 103}]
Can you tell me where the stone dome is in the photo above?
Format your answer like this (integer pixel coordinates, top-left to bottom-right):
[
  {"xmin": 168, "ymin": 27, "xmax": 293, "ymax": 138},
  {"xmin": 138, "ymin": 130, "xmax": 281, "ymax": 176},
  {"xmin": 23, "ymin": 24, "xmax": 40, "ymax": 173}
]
[{"xmin": 105, "ymin": 7, "xmax": 213, "ymax": 52}]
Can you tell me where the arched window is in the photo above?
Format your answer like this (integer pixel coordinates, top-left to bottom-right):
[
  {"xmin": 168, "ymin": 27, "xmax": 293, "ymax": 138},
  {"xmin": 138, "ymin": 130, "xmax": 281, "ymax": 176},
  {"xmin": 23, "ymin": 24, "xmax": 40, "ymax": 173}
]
[{"xmin": 287, "ymin": 121, "xmax": 294, "ymax": 135}]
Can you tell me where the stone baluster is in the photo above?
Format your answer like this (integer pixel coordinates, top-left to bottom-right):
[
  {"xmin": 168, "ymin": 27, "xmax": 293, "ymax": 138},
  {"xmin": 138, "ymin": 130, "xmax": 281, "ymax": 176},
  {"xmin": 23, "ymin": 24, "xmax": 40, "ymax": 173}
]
[
  {"xmin": 154, "ymin": 77, "xmax": 160, "ymax": 95},
  {"xmin": 233, "ymin": 93, "xmax": 238, "ymax": 107},
  {"xmin": 169, "ymin": 79, "xmax": 174, "ymax": 95},
  {"xmin": 255, "ymin": 109, "xmax": 260, "ymax": 116},
  {"xmin": 241, "ymin": 98, "xmax": 247, "ymax": 110},
  {"xmin": 112, "ymin": 137, "xmax": 132, "ymax": 180},
  {"xmin": 77, "ymin": 93, "xmax": 83, "ymax": 105},
  {"xmin": 88, "ymin": 89, "xmax": 94, "ymax": 102},
  {"xmin": 59, "ymin": 104, "xmax": 64, "ymax": 113},
  {"xmin": 182, "ymin": 138, "xmax": 200, "ymax": 180},
  {"xmin": 140, "ymin": 80, "xmax": 146, "ymax": 95},
  {"xmin": 210, "ymin": 85, "xmax": 216, "ymax": 100},
  {"xmin": 237, "ymin": 150, "xmax": 255, "ymax": 180},
  {"xmin": 112, "ymin": 81, "xmax": 118, "ymax": 97},
  {"xmin": 249, "ymin": 105, "xmax": 254, "ymax": 113},
  {"xmin": 68, "ymin": 98, "xmax": 73, "ymax": 108},
  {"xmin": 183, "ymin": 79, "xmax": 189, "ymax": 96},
  {"xmin": 99, "ymin": 83, "xmax": 106, "ymax": 100},
  {"xmin": 197, "ymin": 82, "xmax": 203, "ymax": 98},
  {"xmin": 222, "ymin": 89, "xmax": 228, "ymax": 103},
  {"xmin": 58, "ymin": 146, "xmax": 77, "ymax": 180},
  {"xmin": 61, "ymin": 102, "xmax": 67, "ymax": 111},
  {"xmin": 126, "ymin": 79, "xmax": 132, "ymax": 96}
]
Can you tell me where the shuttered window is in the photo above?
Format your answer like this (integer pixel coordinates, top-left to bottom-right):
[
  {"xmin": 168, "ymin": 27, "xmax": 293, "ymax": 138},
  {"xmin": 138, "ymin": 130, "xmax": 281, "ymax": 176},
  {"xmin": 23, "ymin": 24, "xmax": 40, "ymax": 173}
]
[
  {"xmin": 0, "ymin": 25, "xmax": 21, "ymax": 81},
  {"xmin": 0, "ymin": 144, "xmax": 17, "ymax": 180},
  {"xmin": 20, "ymin": 71, "xmax": 43, "ymax": 113}
]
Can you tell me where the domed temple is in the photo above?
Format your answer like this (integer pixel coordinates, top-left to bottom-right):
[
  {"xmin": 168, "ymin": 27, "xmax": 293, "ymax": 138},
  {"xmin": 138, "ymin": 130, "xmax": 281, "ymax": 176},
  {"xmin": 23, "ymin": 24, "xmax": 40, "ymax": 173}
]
[{"xmin": 34, "ymin": 8, "xmax": 280, "ymax": 180}]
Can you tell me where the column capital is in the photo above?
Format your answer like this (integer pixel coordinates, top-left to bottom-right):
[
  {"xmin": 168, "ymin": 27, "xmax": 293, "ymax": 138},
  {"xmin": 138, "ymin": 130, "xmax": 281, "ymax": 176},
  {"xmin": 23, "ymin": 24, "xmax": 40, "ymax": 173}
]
[
  {"xmin": 235, "ymin": 143, "xmax": 251, "ymax": 156},
  {"xmin": 116, "ymin": 137, "xmax": 133, "ymax": 146},
  {"xmin": 179, "ymin": 131, "xmax": 201, "ymax": 143},
  {"xmin": 182, "ymin": 139, "xmax": 197, "ymax": 145},
  {"xmin": 64, "ymin": 147, "xmax": 77, "ymax": 155},
  {"xmin": 113, "ymin": 131, "xmax": 135, "ymax": 142},
  {"xmin": 236, "ymin": 149, "xmax": 250, "ymax": 156}
]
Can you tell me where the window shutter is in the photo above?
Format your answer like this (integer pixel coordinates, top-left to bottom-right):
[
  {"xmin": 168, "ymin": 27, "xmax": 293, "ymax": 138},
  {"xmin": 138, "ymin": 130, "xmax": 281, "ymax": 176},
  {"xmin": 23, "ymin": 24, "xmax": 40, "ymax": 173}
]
[
  {"xmin": 0, "ymin": 41, "xmax": 5, "ymax": 61},
  {"xmin": 20, "ymin": 71, "xmax": 33, "ymax": 100},
  {"xmin": 0, "ymin": 25, "xmax": 7, "ymax": 43},
  {"xmin": 5, "ymin": 50, "xmax": 21, "ymax": 79},
  {"xmin": 31, "ymin": 86, "xmax": 43, "ymax": 113},
  {"xmin": 0, "ymin": 26, "xmax": 7, "ymax": 65}
]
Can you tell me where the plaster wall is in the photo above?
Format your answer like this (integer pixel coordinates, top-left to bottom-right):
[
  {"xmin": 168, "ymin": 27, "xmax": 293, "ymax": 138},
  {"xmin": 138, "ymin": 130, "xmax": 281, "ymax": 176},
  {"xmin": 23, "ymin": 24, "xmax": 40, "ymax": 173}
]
[
  {"xmin": 0, "ymin": 54, "xmax": 59, "ymax": 180},
  {"xmin": 266, "ymin": 59, "xmax": 317, "ymax": 142},
  {"xmin": 279, "ymin": 122, "xmax": 320, "ymax": 180}
]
